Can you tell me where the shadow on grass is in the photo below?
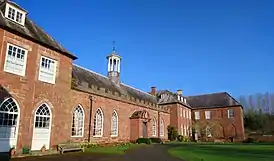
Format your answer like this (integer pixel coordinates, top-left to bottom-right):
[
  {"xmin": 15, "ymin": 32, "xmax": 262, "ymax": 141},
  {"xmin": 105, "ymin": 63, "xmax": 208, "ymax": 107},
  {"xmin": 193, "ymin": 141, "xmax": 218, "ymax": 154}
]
[
  {"xmin": 0, "ymin": 152, "xmax": 10, "ymax": 161},
  {"xmin": 167, "ymin": 143, "xmax": 274, "ymax": 161}
]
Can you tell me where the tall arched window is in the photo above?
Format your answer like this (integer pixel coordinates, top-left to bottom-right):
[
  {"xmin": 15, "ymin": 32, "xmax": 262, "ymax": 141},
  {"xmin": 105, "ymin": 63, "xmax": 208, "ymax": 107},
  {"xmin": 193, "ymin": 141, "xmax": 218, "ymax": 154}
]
[
  {"xmin": 152, "ymin": 118, "xmax": 157, "ymax": 137},
  {"xmin": 71, "ymin": 105, "xmax": 84, "ymax": 137},
  {"xmin": 111, "ymin": 110, "xmax": 118, "ymax": 137},
  {"xmin": 160, "ymin": 119, "xmax": 164, "ymax": 137},
  {"xmin": 0, "ymin": 98, "xmax": 19, "ymax": 139},
  {"xmin": 93, "ymin": 108, "xmax": 103, "ymax": 137},
  {"xmin": 35, "ymin": 103, "xmax": 51, "ymax": 129}
]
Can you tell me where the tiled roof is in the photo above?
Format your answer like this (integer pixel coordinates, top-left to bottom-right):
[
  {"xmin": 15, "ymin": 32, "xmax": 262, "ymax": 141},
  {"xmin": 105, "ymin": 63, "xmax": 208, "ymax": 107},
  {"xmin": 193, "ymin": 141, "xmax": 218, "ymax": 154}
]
[
  {"xmin": 0, "ymin": 0, "xmax": 77, "ymax": 60},
  {"xmin": 72, "ymin": 64, "xmax": 157, "ymax": 104},
  {"xmin": 156, "ymin": 90, "xmax": 191, "ymax": 107},
  {"xmin": 186, "ymin": 92, "xmax": 241, "ymax": 109}
]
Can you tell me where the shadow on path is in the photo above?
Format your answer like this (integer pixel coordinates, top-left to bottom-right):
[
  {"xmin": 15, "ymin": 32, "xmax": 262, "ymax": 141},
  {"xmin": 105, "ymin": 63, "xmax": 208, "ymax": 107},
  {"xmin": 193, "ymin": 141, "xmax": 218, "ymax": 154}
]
[{"xmin": 11, "ymin": 153, "xmax": 120, "ymax": 161}]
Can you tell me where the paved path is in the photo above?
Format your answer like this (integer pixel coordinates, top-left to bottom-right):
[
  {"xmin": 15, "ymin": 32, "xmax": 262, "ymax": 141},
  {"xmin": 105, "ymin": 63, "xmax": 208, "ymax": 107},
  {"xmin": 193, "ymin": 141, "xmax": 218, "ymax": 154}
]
[
  {"xmin": 122, "ymin": 144, "xmax": 183, "ymax": 161},
  {"xmin": 10, "ymin": 144, "xmax": 182, "ymax": 161}
]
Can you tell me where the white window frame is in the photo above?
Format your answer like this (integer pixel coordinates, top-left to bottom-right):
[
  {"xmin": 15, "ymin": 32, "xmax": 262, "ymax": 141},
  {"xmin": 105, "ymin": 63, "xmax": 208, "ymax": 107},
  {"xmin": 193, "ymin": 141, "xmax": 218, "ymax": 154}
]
[
  {"xmin": 38, "ymin": 56, "xmax": 57, "ymax": 84},
  {"xmin": 189, "ymin": 110, "xmax": 192, "ymax": 119},
  {"xmin": 195, "ymin": 111, "xmax": 200, "ymax": 120},
  {"xmin": 206, "ymin": 126, "xmax": 212, "ymax": 137},
  {"xmin": 4, "ymin": 43, "xmax": 28, "ymax": 76},
  {"xmin": 4, "ymin": 3, "xmax": 26, "ymax": 26},
  {"xmin": 205, "ymin": 111, "xmax": 211, "ymax": 119},
  {"xmin": 183, "ymin": 109, "xmax": 185, "ymax": 118},
  {"xmin": 228, "ymin": 109, "xmax": 234, "ymax": 118},
  {"xmin": 160, "ymin": 119, "xmax": 164, "ymax": 137},
  {"xmin": 93, "ymin": 108, "xmax": 104, "ymax": 137},
  {"xmin": 180, "ymin": 108, "xmax": 182, "ymax": 117},
  {"xmin": 186, "ymin": 110, "xmax": 189, "ymax": 119},
  {"xmin": 71, "ymin": 105, "xmax": 84, "ymax": 137},
  {"xmin": 152, "ymin": 118, "xmax": 157, "ymax": 137},
  {"xmin": 0, "ymin": 97, "xmax": 20, "ymax": 139},
  {"xmin": 110, "ymin": 110, "xmax": 118, "ymax": 137}
]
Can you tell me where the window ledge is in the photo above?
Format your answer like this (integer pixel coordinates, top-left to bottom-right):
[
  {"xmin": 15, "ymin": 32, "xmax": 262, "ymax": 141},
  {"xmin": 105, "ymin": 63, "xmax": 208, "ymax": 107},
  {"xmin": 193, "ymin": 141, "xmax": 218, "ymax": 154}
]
[
  {"xmin": 71, "ymin": 135, "xmax": 83, "ymax": 138},
  {"xmin": 110, "ymin": 135, "xmax": 118, "ymax": 138}
]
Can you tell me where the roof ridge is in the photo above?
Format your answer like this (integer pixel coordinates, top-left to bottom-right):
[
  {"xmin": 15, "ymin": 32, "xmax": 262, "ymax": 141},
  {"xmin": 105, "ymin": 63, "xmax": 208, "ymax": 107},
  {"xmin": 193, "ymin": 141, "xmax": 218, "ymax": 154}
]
[
  {"xmin": 186, "ymin": 92, "xmax": 227, "ymax": 97},
  {"xmin": 73, "ymin": 64, "xmax": 155, "ymax": 98},
  {"xmin": 73, "ymin": 63, "xmax": 109, "ymax": 79}
]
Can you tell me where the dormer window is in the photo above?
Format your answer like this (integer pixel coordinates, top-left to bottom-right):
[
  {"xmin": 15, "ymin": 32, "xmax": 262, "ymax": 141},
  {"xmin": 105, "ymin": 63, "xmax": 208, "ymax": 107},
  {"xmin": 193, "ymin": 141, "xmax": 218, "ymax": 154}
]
[{"xmin": 5, "ymin": 3, "xmax": 26, "ymax": 26}]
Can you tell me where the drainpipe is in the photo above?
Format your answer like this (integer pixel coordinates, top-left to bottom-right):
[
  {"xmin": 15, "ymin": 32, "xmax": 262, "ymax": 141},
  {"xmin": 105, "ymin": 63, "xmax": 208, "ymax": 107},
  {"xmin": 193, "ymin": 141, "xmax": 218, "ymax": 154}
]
[
  {"xmin": 158, "ymin": 111, "xmax": 160, "ymax": 138},
  {"xmin": 88, "ymin": 95, "xmax": 94, "ymax": 142}
]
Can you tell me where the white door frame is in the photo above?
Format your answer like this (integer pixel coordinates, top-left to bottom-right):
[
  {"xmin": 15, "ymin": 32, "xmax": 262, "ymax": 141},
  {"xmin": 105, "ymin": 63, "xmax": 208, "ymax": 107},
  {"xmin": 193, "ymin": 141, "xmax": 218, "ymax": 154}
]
[
  {"xmin": 31, "ymin": 103, "xmax": 52, "ymax": 150},
  {"xmin": 0, "ymin": 97, "xmax": 20, "ymax": 152}
]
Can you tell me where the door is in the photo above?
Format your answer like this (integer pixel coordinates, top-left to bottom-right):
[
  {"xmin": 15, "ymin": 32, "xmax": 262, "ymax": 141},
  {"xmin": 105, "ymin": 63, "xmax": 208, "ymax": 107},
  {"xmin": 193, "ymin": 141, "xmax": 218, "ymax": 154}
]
[
  {"xmin": 31, "ymin": 103, "xmax": 51, "ymax": 150},
  {"xmin": 0, "ymin": 98, "xmax": 20, "ymax": 152},
  {"xmin": 142, "ymin": 122, "xmax": 148, "ymax": 138}
]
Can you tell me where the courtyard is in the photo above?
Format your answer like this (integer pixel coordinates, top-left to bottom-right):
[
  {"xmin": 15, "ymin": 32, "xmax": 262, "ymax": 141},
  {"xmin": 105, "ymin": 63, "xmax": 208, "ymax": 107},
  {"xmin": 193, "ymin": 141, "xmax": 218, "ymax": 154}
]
[{"xmin": 1, "ymin": 142, "xmax": 272, "ymax": 161}]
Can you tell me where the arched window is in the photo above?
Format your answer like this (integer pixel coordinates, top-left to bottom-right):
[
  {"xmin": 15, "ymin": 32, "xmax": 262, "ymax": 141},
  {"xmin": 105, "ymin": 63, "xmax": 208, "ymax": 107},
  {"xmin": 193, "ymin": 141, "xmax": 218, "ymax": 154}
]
[
  {"xmin": 35, "ymin": 103, "xmax": 50, "ymax": 129},
  {"xmin": 0, "ymin": 98, "xmax": 19, "ymax": 138},
  {"xmin": 206, "ymin": 126, "xmax": 212, "ymax": 137},
  {"xmin": 111, "ymin": 110, "xmax": 118, "ymax": 137},
  {"xmin": 152, "ymin": 118, "xmax": 157, "ymax": 137},
  {"xmin": 71, "ymin": 105, "xmax": 84, "ymax": 137},
  {"xmin": 160, "ymin": 119, "xmax": 164, "ymax": 137},
  {"xmin": 93, "ymin": 108, "xmax": 103, "ymax": 137}
]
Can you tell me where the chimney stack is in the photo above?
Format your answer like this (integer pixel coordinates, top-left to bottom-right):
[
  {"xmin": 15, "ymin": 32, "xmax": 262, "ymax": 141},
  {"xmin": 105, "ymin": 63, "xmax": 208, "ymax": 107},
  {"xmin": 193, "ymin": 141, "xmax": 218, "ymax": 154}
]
[
  {"xmin": 177, "ymin": 89, "xmax": 182, "ymax": 95},
  {"xmin": 151, "ymin": 87, "xmax": 156, "ymax": 96}
]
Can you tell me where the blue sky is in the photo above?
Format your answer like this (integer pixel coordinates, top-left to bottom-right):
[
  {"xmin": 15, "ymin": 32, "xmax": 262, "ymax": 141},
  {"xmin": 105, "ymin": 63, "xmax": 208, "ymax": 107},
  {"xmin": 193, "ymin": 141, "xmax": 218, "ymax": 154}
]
[{"xmin": 15, "ymin": 0, "xmax": 274, "ymax": 97}]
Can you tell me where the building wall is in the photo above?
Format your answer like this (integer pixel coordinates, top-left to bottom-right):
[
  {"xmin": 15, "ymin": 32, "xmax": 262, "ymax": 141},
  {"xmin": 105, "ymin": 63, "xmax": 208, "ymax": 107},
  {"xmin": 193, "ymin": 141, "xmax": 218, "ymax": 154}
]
[
  {"xmin": 162, "ymin": 103, "xmax": 192, "ymax": 137},
  {"xmin": 0, "ymin": 29, "xmax": 170, "ymax": 152},
  {"xmin": 0, "ymin": 29, "xmax": 74, "ymax": 151},
  {"xmin": 192, "ymin": 106, "xmax": 245, "ymax": 140}
]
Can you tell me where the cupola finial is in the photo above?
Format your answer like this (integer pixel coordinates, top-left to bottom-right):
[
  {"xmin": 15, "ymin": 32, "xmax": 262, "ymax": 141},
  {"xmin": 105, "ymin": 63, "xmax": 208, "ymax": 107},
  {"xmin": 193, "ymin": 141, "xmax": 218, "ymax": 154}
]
[{"xmin": 112, "ymin": 40, "xmax": 116, "ymax": 53}]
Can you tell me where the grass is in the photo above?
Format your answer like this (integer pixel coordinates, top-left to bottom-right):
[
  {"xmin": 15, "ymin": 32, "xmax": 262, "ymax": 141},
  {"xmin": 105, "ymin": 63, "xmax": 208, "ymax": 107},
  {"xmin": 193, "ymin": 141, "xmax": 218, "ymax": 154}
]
[
  {"xmin": 168, "ymin": 142, "xmax": 274, "ymax": 161},
  {"xmin": 84, "ymin": 143, "xmax": 144, "ymax": 155}
]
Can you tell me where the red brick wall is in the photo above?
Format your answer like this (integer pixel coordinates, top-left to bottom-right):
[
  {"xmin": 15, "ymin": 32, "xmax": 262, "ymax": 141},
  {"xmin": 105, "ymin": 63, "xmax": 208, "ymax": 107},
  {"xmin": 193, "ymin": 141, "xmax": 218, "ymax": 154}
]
[
  {"xmin": 163, "ymin": 103, "xmax": 192, "ymax": 136},
  {"xmin": 192, "ymin": 106, "xmax": 245, "ymax": 140},
  {"xmin": 0, "ymin": 29, "xmax": 74, "ymax": 151},
  {"xmin": 0, "ymin": 28, "xmax": 170, "ymax": 152}
]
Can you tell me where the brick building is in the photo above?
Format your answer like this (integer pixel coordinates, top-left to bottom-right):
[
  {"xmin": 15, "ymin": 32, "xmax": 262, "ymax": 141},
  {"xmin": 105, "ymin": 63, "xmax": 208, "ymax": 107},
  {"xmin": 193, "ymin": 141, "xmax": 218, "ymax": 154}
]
[{"xmin": 0, "ymin": 1, "xmax": 244, "ymax": 153}]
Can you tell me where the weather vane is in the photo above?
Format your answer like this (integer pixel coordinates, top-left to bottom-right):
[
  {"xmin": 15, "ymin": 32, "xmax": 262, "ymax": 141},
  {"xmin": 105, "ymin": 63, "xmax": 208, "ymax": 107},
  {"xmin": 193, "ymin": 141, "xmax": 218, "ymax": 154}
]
[{"xmin": 112, "ymin": 40, "xmax": 116, "ymax": 52}]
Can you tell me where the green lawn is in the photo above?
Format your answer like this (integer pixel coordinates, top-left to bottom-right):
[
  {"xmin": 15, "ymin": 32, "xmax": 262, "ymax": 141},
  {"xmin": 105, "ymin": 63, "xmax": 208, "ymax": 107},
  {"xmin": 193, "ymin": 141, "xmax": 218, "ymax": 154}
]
[
  {"xmin": 84, "ymin": 143, "xmax": 144, "ymax": 155},
  {"xmin": 168, "ymin": 143, "xmax": 274, "ymax": 161}
]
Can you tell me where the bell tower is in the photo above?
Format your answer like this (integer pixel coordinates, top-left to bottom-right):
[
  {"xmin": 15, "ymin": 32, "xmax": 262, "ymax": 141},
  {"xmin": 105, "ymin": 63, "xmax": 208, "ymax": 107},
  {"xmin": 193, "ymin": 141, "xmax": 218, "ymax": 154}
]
[{"xmin": 107, "ymin": 41, "xmax": 121, "ymax": 85}]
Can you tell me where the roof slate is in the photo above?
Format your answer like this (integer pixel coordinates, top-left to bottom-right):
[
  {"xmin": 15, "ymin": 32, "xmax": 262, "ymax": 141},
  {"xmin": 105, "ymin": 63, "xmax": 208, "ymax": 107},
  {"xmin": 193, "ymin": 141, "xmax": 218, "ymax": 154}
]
[
  {"xmin": 186, "ymin": 92, "xmax": 240, "ymax": 109},
  {"xmin": 156, "ymin": 90, "xmax": 191, "ymax": 107},
  {"xmin": 0, "ymin": 1, "xmax": 77, "ymax": 60},
  {"xmin": 72, "ymin": 64, "xmax": 157, "ymax": 104}
]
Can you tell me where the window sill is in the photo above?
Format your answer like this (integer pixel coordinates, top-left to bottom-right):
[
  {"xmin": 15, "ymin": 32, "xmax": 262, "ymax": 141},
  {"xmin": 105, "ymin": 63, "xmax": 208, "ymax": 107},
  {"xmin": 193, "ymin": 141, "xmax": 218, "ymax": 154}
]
[
  {"xmin": 71, "ymin": 135, "xmax": 83, "ymax": 138},
  {"xmin": 110, "ymin": 135, "xmax": 118, "ymax": 138}
]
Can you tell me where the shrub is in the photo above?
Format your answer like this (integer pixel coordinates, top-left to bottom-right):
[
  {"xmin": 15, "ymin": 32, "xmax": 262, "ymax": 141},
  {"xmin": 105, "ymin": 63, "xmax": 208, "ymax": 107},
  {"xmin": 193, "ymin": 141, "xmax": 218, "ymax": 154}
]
[
  {"xmin": 168, "ymin": 125, "xmax": 178, "ymax": 141},
  {"xmin": 150, "ymin": 137, "xmax": 163, "ymax": 143},
  {"xmin": 177, "ymin": 135, "xmax": 189, "ymax": 142},
  {"xmin": 243, "ymin": 137, "xmax": 256, "ymax": 143},
  {"xmin": 136, "ymin": 138, "xmax": 152, "ymax": 144}
]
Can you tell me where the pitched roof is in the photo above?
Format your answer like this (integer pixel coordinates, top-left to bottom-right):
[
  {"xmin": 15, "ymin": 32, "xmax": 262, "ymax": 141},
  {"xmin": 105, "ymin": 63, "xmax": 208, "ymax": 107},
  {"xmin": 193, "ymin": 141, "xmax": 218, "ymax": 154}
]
[
  {"xmin": 0, "ymin": 1, "xmax": 77, "ymax": 60},
  {"xmin": 72, "ymin": 64, "xmax": 157, "ymax": 104},
  {"xmin": 186, "ymin": 92, "xmax": 241, "ymax": 109},
  {"xmin": 156, "ymin": 90, "xmax": 191, "ymax": 107}
]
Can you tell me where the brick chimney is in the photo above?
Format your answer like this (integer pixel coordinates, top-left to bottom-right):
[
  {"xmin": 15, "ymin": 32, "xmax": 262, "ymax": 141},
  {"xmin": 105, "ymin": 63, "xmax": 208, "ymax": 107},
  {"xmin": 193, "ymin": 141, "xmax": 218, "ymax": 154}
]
[
  {"xmin": 151, "ymin": 87, "xmax": 156, "ymax": 96},
  {"xmin": 177, "ymin": 89, "xmax": 182, "ymax": 95}
]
